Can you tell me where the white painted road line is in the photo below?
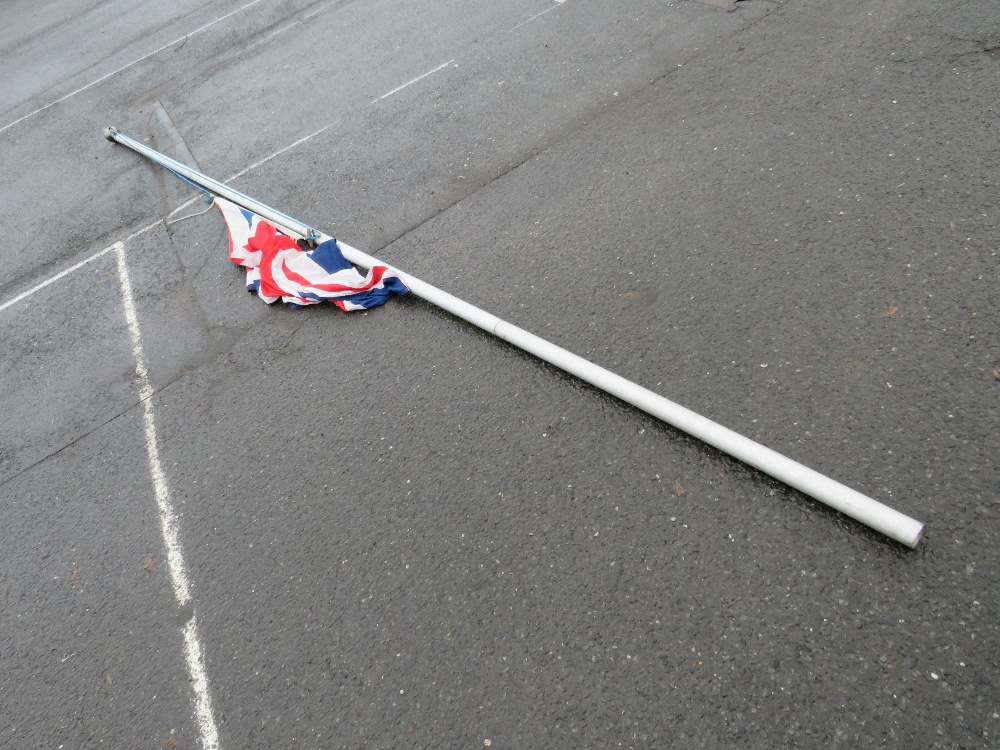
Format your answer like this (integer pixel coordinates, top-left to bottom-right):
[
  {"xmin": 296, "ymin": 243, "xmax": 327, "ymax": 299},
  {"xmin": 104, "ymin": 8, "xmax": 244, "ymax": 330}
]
[
  {"xmin": 117, "ymin": 239, "xmax": 191, "ymax": 606},
  {"xmin": 183, "ymin": 616, "xmax": 221, "ymax": 750},
  {"xmin": 0, "ymin": 219, "xmax": 166, "ymax": 315},
  {"xmin": 0, "ymin": 0, "xmax": 267, "ymax": 135},
  {"xmin": 509, "ymin": 0, "xmax": 567, "ymax": 32},
  {"xmin": 374, "ymin": 60, "xmax": 455, "ymax": 103},
  {"xmin": 224, "ymin": 122, "xmax": 335, "ymax": 183},
  {"xmin": 115, "ymin": 241, "xmax": 221, "ymax": 750},
  {"xmin": 0, "ymin": 243, "xmax": 118, "ymax": 314}
]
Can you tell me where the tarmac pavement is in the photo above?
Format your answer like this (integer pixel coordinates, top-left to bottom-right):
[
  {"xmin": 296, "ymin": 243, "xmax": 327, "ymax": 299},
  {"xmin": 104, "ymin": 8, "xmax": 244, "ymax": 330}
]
[{"xmin": 1, "ymin": 0, "xmax": 998, "ymax": 747}]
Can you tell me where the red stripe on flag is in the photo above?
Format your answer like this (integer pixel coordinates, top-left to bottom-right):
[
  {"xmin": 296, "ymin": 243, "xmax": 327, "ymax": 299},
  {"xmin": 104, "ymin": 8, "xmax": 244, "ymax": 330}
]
[{"xmin": 277, "ymin": 260, "xmax": 389, "ymax": 295}]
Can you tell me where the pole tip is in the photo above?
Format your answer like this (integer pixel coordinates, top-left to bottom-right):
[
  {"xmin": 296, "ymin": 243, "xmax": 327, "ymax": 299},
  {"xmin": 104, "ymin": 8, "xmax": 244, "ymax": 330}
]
[
  {"xmin": 907, "ymin": 523, "xmax": 926, "ymax": 549},
  {"xmin": 103, "ymin": 126, "xmax": 118, "ymax": 142}
]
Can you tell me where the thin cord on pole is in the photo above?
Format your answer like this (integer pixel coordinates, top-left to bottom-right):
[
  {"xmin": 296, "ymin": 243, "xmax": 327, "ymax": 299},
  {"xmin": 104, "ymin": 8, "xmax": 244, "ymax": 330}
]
[{"xmin": 165, "ymin": 202, "xmax": 216, "ymax": 226}]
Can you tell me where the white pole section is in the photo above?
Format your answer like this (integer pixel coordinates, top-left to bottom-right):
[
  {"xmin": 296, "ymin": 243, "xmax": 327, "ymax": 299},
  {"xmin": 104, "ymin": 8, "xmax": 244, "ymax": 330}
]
[{"xmin": 105, "ymin": 127, "xmax": 926, "ymax": 548}]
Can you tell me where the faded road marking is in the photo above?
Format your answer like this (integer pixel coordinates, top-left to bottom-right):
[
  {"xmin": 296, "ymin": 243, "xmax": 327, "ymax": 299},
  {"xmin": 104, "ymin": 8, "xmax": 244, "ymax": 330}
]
[
  {"xmin": 115, "ymin": 240, "xmax": 221, "ymax": 749},
  {"xmin": 224, "ymin": 122, "xmax": 335, "ymax": 183},
  {"xmin": 1, "ymin": 0, "xmax": 267, "ymax": 134},
  {"xmin": 374, "ymin": 60, "xmax": 456, "ymax": 103},
  {"xmin": 510, "ymin": 0, "xmax": 568, "ymax": 32},
  {"xmin": 0, "ymin": 243, "xmax": 118, "ymax": 314}
]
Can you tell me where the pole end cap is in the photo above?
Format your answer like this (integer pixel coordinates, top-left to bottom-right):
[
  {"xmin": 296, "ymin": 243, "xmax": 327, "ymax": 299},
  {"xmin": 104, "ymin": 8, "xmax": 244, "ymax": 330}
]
[{"xmin": 103, "ymin": 126, "xmax": 118, "ymax": 142}]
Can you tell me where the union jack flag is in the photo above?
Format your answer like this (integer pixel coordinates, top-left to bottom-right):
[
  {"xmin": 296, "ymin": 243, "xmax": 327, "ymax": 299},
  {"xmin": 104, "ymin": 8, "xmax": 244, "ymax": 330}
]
[{"xmin": 215, "ymin": 197, "xmax": 408, "ymax": 310}]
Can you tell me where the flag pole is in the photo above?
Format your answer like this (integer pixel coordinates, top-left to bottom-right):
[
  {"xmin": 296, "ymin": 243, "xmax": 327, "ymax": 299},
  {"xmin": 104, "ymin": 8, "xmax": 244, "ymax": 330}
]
[{"xmin": 104, "ymin": 126, "xmax": 926, "ymax": 548}]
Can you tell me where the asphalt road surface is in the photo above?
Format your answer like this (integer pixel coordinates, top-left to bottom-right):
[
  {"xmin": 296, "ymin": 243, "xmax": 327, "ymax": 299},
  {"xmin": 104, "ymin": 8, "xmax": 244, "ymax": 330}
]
[{"xmin": 1, "ymin": 0, "xmax": 998, "ymax": 747}]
